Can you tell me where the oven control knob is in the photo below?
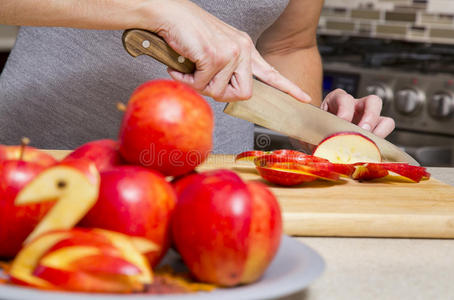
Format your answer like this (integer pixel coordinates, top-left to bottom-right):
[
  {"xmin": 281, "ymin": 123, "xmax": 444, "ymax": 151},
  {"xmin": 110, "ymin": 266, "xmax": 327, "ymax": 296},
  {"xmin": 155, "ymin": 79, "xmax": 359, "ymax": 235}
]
[
  {"xmin": 366, "ymin": 84, "xmax": 393, "ymax": 108},
  {"xmin": 395, "ymin": 88, "xmax": 425, "ymax": 115},
  {"xmin": 429, "ymin": 92, "xmax": 454, "ymax": 118}
]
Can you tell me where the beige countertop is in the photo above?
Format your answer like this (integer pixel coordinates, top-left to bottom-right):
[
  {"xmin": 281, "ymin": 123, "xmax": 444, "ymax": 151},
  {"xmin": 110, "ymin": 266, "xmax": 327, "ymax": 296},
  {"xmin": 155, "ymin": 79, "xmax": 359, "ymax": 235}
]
[{"xmin": 282, "ymin": 168, "xmax": 454, "ymax": 300}]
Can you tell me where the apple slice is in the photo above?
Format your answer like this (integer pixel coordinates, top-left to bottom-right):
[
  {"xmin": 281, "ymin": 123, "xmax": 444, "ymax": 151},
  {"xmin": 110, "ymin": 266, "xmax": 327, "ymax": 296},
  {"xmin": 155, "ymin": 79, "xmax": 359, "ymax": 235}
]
[
  {"xmin": 256, "ymin": 167, "xmax": 318, "ymax": 186},
  {"xmin": 235, "ymin": 151, "xmax": 266, "ymax": 162},
  {"xmin": 254, "ymin": 155, "xmax": 340, "ymax": 182},
  {"xmin": 9, "ymin": 231, "xmax": 70, "ymax": 288},
  {"xmin": 351, "ymin": 163, "xmax": 389, "ymax": 181},
  {"xmin": 313, "ymin": 132, "xmax": 382, "ymax": 164},
  {"xmin": 380, "ymin": 163, "xmax": 429, "ymax": 183},
  {"xmin": 9, "ymin": 229, "xmax": 153, "ymax": 292},
  {"xmin": 15, "ymin": 159, "xmax": 100, "ymax": 243}
]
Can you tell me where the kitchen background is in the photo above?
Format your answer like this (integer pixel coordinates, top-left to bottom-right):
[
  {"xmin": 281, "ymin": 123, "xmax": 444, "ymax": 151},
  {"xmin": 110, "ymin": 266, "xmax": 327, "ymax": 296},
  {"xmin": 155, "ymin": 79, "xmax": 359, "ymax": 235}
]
[{"xmin": 1, "ymin": 0, "xmax": 454, "ymax": 166}]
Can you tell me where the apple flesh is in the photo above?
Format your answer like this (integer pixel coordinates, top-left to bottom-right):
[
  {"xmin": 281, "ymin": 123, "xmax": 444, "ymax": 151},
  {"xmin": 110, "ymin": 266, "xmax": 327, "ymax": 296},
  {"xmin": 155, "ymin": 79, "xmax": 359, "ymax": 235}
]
[
  {"xmin": 9, "ymin": 229, "xmax": 153, "ymax": 293},
  {"xmin": 80, "ymin": 166, "xmax": 176, "ymax": 267},
  {"xmin": 15, "ymin": 159, "xmax": 100, "ymax": 243},
  {"xmin": 172, "ymin": 169, "xmax": 282, "ymax": 286},
  {"xmin": 0, "ymin": 160, "xmax": 53, "ymax": 258},
  {"xmin": 64, "ymin": 139, "xmax": 124, "ymax": 172},
  {"xmin": 313, "ymin": 132, "xmax": 382, "ymax": 164},
  {"xmin": 0, "ymin": 145, "xmax": 57, "ymax": 167},
  {"xmin": 118, "ymin": 80, "xmax": 214, "ymax": 176}
]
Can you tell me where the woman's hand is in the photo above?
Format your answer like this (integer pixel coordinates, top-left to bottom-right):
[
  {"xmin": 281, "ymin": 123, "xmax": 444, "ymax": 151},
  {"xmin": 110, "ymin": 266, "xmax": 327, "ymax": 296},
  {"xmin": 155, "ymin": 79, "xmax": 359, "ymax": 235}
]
[
  {"xmin": 146, "ymin": 0, "xmax": 311, "ymax": 102},
  {"xmin": 321, "ymin": 89, "xmax": 395, "ymax": 138}
]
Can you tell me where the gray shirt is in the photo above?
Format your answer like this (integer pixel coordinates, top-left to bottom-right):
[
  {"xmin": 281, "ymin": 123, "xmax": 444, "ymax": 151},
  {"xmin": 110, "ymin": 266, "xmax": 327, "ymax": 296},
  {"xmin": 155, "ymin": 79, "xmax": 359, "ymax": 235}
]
[{"xmin": 0, "ymin": 0, "xmax": 289, "ymax": 153}]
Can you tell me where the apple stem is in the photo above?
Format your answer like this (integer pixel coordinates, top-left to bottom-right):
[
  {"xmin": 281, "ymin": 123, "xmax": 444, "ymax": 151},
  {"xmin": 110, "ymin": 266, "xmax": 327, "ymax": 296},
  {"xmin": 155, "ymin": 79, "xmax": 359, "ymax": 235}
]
[
  {"xmin": 19, "ymin": 137, "xmax": 30, "ymax": 161},
  {"xmin": 117, "ymin": 102, "xmax": 127, "ymax": 112}
]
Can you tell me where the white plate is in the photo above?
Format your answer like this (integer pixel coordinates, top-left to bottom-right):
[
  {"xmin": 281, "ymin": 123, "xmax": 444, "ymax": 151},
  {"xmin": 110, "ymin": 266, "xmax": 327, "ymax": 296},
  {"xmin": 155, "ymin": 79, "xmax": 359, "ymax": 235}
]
[{"xmin": 0, "ymin": 236, "xmax": 324, "ymax": 300}]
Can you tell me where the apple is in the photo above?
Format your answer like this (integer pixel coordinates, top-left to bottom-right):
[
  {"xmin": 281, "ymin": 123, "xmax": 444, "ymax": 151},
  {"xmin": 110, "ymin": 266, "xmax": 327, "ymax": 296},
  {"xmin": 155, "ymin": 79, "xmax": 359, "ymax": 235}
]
[
  {"xmin": 0, "ymin": 141, "xmax": 57, "ymax": 168},
  {"xmin": 351, "ymin": 162, "xmax": 430, "ymax": 182},
  {"xmin": 351, "ymin": 163, "xmax": 389, "ymax": 181},
  {"xmin": 80, "ymin": 166, "xmax": 176, "ymax": 267},
  {"xmin": 172, "ymin": 169, "xmax": 282, "ymax": 286},
  {"xmin": 9, "ymin": 228, "xmax": 153, "ymax": 293},
  {"xmin": 118, "ymin": 80, "xmax": 214, "ymax": 176},
  {"xmin": 64, "ymin": 139, "xmax": 124, "ymax": 172},
  {"xmin": 313, "ymin": 132, "xmax": 382, "ymax": 164},
  {"xmin": 15, "ymin": 158, "xmax": 100, "ymax": 244},
  {"xmin": 254, "ymin": 154, "xmax": 340, "ymax": 182},
  {"xmin": 235, "ymin": 150, "xmax": 267, "ymax": 162},
  {"xmin": 256, "ymin": 166, "xmax": 318, "ymax": 186},
  {"xmin": 0, "ymin": 160, "xmax": 52, "ymax": 258}
]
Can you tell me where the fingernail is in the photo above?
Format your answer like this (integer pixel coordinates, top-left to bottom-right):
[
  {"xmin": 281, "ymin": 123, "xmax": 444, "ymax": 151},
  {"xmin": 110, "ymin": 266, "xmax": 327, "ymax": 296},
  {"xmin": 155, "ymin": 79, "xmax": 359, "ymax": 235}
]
[{"xmin": 361, "ymin": 124, "xmax": 371, "ymax": 131}]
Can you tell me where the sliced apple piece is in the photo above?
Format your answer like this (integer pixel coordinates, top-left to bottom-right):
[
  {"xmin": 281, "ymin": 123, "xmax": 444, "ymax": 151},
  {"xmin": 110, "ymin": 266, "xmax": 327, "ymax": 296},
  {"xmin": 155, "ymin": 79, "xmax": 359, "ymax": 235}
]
[
  {"xmin": 254, "ymin": 155, "xmax": 340, "ymax": 182},
  {"xmin": 15, "ymin": 159, "xmax": 100, "ymax": 244},
  {"xmin": 9, "ymin": 229, "xmax": 153, "ymax": 293},
  {"xmin": 352, "ymin": 163, "xmax": 389, "ymax": 181},
  {"xmin": 313, "ymin": 132, "xmax": 382, "ymax": 164},
  {"xmin": 235, "ymin": 151, "xmax": 266, "ymax": 162},
  {"xmin": 380, "ymin": 163, "xmax": 429, "ymax": 183},
  {"xmin": 256, "ymin": 167, "xmax": 318, "ymax": 186},
  {"xmin": 9, "ymin": 231, "xmax": 69, "ymax": 288}
]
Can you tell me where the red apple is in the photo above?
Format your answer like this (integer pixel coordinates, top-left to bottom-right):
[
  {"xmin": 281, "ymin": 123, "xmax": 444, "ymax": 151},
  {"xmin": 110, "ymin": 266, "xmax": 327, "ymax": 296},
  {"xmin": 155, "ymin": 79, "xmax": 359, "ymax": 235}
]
[
  {"xmin": 0, "ymin": 144, "xmax": 56, "ymax": 167},
  {"xmin": 172, "ymin": 169, "xmax": 282, "ymax": 286},
  {"xmin": 0, "ymin": 160, "xmax": 52, "ymax": 258},
  {"xmin": 313, "ymin": 132, "xmax": 382, "ymax": 164},
  {"xmin": 118, "ymin": 80, "xmax": 214, "ymax": 176},
  {"xmin": 64, "ymin": 139, "xmax": 124, "ymax": 172},
  {"xmin": 80, "ymin": 166, "xmax": 176, "ymax": 267}
]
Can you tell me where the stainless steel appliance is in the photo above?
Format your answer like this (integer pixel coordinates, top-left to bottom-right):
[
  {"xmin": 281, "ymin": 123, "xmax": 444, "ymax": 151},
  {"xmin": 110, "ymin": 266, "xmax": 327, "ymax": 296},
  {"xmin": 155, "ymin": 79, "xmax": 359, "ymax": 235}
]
[{"xmin": 255, "ymin": 36, "xmax": 454, "ymax": 167}]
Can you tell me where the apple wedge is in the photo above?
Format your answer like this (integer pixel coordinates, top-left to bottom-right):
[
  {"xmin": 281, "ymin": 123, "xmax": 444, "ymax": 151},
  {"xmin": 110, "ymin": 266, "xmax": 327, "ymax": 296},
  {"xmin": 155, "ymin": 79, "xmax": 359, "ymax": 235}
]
[
  {"xmin": 235, "ymin": 151, "xmax": 266, "ymax": 162},
  {"xmin": 313, "ymin": 132, "xmax": 382, "ymax": 164},
  {"xmin": 351, "ymin": 163, "xmax": 389, "ymax": 181},
  {"xmin": 9, "ymin": 229, "xmax": 153, "ymax": 293},
  {"xmin": 256, "ymin": 167, "xmax": 318, "ymax": 186},
  {"xmin": 15, "ymin": 159, "xmax": 100, "ymax": 244}
]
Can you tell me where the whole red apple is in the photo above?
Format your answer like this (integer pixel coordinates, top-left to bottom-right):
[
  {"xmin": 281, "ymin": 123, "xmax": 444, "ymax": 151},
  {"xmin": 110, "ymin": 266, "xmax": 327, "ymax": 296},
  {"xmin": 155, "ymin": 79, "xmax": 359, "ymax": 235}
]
[
  {"xmin": 0, "ymin": 160, "xmax": 52, "ymax": 258},
  {"xmin": 172, "ymin": 169, "xmax": 282, "ymax": 286},
  {"xmin": 64, "ymin": 139, "xmax": 124, "ymax": 172},
  {"xmin": 118, "ymin": 80, "xmax": 214, "ymax": 176},
  {"xmin": 0, "ymin": 144, "xmax": 56, "ymax": 167},
  {"xmin": 80, "ymin": 166, "xmax": 176, "ymax": 267}
]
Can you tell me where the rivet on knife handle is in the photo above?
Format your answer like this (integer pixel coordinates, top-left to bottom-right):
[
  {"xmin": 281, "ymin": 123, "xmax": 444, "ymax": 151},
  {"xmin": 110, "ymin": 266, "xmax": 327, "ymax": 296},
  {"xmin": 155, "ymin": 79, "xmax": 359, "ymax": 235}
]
[{"xmin": 122, "ymin": 29, "xmax": 195, "ymax": 74}]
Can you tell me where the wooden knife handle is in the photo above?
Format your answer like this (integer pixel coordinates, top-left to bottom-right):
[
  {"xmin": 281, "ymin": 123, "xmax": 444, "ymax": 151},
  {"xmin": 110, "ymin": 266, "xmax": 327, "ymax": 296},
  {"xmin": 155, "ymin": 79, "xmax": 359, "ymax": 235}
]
[{"xmin": 122, "ymin": 29, "xmax": 195, "ymax": 74}]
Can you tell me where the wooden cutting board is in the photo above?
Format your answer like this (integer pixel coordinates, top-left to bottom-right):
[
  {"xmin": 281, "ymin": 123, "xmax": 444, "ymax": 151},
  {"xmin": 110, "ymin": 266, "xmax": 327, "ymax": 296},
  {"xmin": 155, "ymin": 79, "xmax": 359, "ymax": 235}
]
[{"xmin": 46, "ymin": 151, "xmax": 454, "ymax": 238}]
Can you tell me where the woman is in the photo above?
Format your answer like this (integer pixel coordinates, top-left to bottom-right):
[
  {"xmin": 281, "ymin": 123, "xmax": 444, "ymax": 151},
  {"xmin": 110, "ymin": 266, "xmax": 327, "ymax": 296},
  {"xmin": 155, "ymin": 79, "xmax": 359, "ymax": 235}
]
[{"xmin": 0, "ymin": 0, "xmax": 394, "ymax": 152}]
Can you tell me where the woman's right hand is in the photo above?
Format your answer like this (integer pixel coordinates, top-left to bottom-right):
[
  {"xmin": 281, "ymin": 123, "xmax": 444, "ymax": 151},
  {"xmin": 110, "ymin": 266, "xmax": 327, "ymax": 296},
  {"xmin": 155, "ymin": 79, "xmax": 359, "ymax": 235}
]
[{"xmin": 144, "ymin": 0, "xmax": 311, "ymax": 102}]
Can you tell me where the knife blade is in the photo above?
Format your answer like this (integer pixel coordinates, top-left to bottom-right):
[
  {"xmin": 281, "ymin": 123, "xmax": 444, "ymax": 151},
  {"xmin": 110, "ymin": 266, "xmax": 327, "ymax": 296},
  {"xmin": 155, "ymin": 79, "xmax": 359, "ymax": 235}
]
[{"xmin": 122, "ymin": 29, "xmax": 419, "ymax": 165}]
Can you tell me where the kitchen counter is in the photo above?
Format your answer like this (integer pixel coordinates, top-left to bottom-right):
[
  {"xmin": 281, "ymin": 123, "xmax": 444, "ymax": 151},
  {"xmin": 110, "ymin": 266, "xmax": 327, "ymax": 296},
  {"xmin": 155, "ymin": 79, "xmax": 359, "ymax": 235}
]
[
  {"xmin": 284, "ymin": 167, "xmax": 454, "ymax": 300},
  {"xmin": 39, "ymin": 151, "xmax": 454, "ymax": 299}
]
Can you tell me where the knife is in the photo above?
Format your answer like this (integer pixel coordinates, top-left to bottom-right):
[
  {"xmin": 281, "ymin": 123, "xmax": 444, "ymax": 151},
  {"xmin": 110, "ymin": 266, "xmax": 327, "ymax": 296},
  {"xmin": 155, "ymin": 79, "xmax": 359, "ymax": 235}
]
[{"xmin": 122, "ymin": 29, "xmax": 419, "ymax": 165}]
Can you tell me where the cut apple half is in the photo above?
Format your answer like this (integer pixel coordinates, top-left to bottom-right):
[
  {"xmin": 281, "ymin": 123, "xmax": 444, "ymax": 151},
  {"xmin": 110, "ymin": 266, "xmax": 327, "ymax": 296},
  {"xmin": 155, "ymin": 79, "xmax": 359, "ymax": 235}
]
[
  {"xmin": 313, "ymin": 132, "xmax": 382, "ymax": 164},
  {"xmin": 15, "ymin": 159, "xmax": 100, "ymax": 244}
]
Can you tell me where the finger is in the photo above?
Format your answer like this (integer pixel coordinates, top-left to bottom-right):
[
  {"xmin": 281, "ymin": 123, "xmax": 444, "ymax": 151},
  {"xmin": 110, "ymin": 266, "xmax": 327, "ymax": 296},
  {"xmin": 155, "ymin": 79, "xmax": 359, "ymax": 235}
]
[
  {"xmin": 372, "ymin": 116, "xmax": 395, "ymax": 138},
  {"xmin": 355, "ymin": 95, "xmax": 383, "ymax": 131},
  {"xmin": 325, "ymin": 91, "xmax": 356, "ymax": 122},
  {"xmin": 251, "ymin": 49, "xmax": 311, "ymax": 102},
  {"xmin": 202, "ymin": 58, "xmax": 239, "ymax": 100}
]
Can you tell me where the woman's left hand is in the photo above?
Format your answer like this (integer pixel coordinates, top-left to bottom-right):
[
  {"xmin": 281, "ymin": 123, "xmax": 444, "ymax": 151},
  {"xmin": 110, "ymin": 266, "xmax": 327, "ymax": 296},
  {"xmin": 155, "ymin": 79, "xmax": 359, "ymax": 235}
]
[{"xmin": 321, "ymin": 89, "xmax": 395, "ymax": 138}]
